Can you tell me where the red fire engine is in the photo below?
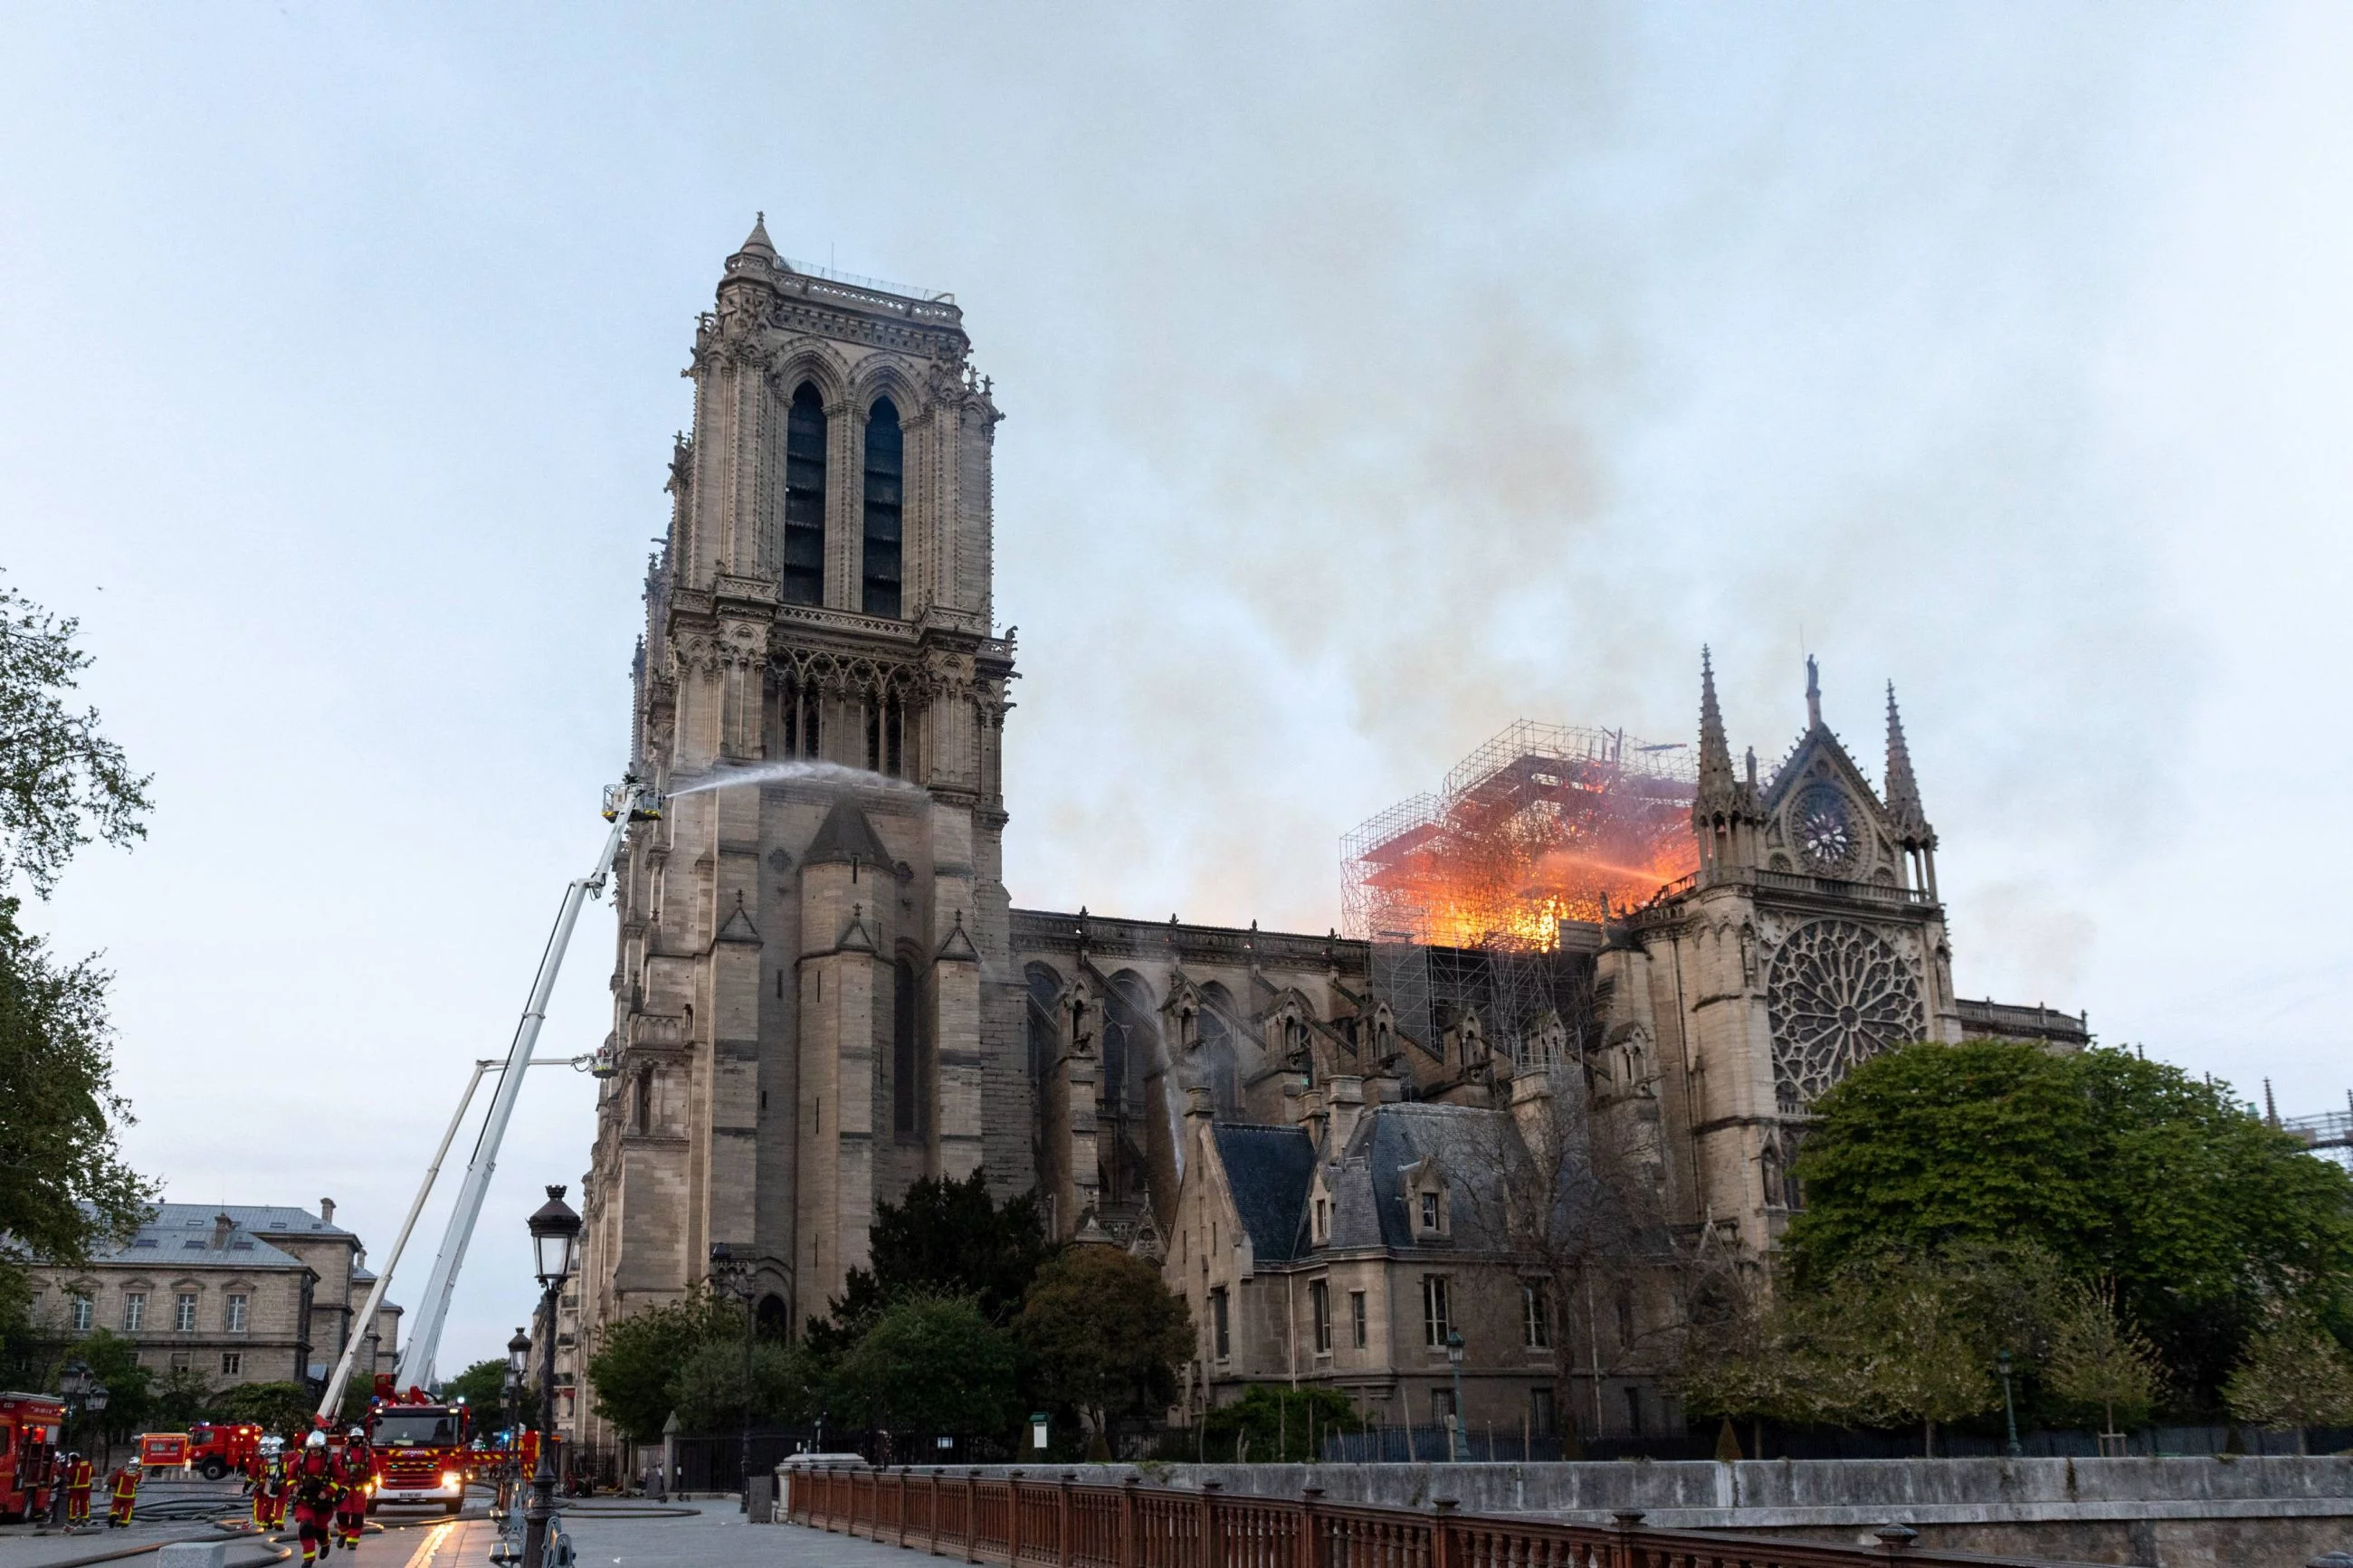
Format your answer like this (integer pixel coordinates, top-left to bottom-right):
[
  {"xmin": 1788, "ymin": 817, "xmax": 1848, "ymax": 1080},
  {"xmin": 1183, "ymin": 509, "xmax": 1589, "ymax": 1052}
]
[
  {"xmin": 0, "ymin": 1392, "xmax": 64, "ymax": 1522},
  {"xmin": 366, "ymin": 1389, "xmax": 471, "ymax": 1515},
  {"xmin": 185, "ymin": 1421, "xmax": 263, "ymax": 1481}
]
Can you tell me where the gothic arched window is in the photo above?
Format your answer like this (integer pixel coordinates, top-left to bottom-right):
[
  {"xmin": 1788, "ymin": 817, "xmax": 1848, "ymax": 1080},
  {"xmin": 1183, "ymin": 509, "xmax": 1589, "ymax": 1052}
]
[
  {"xmin": 1198, "ymin": 983, "xmax": 1241, "ymax": 1117},
  {"xmin": 891, "ymin": 956, "xmax": 923, "ymax": 1139},
  {"xmin": 782, "ymin": 383, "xmax": 826, "ymax": 606},
  {"xmin": 862, "ymin": 397, "xmax": 903, "ymax": 618},
  {"xmin": 1101, "ymin": 973, "xmax": 1157, "ymax": 1211},
  {"xmin": 1024, "ymin": 964, "xmax": 1062, "ymax": 1090}
]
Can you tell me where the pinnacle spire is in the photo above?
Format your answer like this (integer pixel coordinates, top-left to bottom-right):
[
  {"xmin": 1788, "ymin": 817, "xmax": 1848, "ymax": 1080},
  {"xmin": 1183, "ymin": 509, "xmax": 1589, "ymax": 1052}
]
[
  {"xmin": 1696, "ymin": 647, "xmax": 1738, "ymax": 813},
  {"xmin": 1883, "ymin": 681, "xmax": 1933, "ymax": 845},
  {"xmin": 736, "ymin": 211, "xmax": 776, "ymax": 261},
  {"xmin": 1805, "ymin": 654, "xmax": 1823, "ymax": 730}
]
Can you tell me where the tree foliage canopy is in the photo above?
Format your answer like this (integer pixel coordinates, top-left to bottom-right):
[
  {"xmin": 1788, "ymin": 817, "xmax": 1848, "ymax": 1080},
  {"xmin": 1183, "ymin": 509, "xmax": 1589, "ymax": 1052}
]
[
  {"xmin": 0, "ymin": 576, "xmax": 151, "ymax": 901},
  {"xmin": 1786, "ymin": 1041, "xmax": 2353, "ymax": 1401},
  {"xmin": 443, "ymin": 1356, "xmax": 538, "ymax": 1430},
  {"xmin": 1197, "ymin": 1385, "xmax": 1366, "ymax": 1464},
  {"xmin": 2222, "ymin": 1305, "xmax": 2353, "ymax": 1441},
  {"xmin": 672, "ymin": 1336, "xmax": 824, "ymax": 1432},
  {"xmin": 811, "ymin": 1169, "xmax": 1052, "ymax": 1350},
  {"xmin": 1015, "ymin": 1245, "xmax": 1191, "ymax": 1440},
  {"xmin": 585, "ymin": 1288, "xmax": 738, "ymax": 1441},
  {"xmin": 834, "ymin": 1295, "xmax": 1018, "ymax": 1437},
  {"xmin": 0, "ymin": 907, "xmax": 155, "ymax": 1269},
  {"xmin": 216, "ymin": 1380, "xmax": 316, "ymax": 1436},
  {"xmin": 0, "ymin": 578, "xmax": 155, "ymax": 1309}
]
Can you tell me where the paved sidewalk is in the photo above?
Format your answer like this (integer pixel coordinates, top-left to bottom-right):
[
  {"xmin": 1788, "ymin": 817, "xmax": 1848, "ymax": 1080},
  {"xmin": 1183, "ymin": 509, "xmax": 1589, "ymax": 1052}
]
[
  {"xmin": 431, "ymin": 1501, "xmax": 925, "ymax": 1568},
  {"xmin": 0, "ymin": 1511, "xmax": 503, "ymax": 1568}
]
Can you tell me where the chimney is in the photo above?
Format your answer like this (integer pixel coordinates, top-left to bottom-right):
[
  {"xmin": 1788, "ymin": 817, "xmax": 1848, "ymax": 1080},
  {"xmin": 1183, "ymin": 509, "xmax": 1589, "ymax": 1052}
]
[
  {"xmin": 320, "ymin": 1197, "xmax": 337, "ymax": 1227},
  {"xmin": 1326, "ymin": 1075, "xmax": 1367, "ymax": 1154},
  {"xmin": 212, "ymin": 1212, "xmax": 235, "ymax": 1250}
]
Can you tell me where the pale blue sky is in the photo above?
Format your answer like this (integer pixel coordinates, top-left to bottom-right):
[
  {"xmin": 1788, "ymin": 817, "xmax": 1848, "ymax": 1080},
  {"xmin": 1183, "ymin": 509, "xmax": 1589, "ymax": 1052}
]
[{"xmin": 5, "ymin": 3, "xmax": 2347, "ymax": 1373}]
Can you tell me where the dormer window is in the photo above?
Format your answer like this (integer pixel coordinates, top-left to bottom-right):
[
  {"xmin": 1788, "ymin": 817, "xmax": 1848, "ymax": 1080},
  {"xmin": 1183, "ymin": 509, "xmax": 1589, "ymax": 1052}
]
[
  {"xmin": 1313, "ymin": 1197, "xmax": 1329, "ymax": 1244},
  {"xmin": 1405, "ymin": 1155, "xmax": 1450, "ymax": 1241}
]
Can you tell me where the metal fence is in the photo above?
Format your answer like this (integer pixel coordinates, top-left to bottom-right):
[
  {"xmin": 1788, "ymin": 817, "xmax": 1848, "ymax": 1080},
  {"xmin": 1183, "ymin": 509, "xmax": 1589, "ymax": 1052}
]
[{"xmin": 787, "ymin": 1464, "xmax": 2086, "ymax": 1568}]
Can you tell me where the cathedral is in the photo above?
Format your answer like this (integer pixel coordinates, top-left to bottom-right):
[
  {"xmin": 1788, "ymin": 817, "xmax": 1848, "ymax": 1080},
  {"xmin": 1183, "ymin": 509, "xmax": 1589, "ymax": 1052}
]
[{"xmin": 567, "ymin": 222, "xmax": 2086, "ymax": 1453}]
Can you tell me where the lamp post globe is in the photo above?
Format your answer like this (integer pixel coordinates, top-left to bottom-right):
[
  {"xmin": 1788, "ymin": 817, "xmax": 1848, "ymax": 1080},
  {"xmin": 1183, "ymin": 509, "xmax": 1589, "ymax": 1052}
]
[
  {"xmin": 508, "ymin": 1328, "xmax": 532, "ymax": 1381},
  {"xmin": 529, "ymin": 1185, "xmax": 582, "ymax": 1288}
]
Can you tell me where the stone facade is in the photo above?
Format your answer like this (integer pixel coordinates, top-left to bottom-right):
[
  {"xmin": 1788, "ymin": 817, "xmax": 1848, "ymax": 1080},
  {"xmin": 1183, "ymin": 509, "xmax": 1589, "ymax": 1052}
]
[
  {"xmin": 26, "ymin": 1201, "xmax": 401, "ymax": 1394},
  {"xmin": 574, "ymin": 225, "xmax": 2083, "ymax": 1453}
]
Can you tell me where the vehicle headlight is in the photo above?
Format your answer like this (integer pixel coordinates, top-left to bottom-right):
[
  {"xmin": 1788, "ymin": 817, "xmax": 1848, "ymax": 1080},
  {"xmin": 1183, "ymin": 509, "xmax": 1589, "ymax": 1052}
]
[{"xmin": 441, "ymin": 1470, "xmax": 462, "ymax": 1490}]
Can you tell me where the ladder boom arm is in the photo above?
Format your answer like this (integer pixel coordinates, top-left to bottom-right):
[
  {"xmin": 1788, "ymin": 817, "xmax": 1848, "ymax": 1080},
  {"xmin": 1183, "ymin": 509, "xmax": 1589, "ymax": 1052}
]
[{"xmin": 393, "ymin": 801, "xmax": 637, "ymax": 1390}]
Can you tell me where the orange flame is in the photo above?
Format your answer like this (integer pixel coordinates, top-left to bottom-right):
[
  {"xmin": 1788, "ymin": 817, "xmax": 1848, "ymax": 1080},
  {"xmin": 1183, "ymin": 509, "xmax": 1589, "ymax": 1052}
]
[{"xmin": 1358, "ymin": 765, "xmax": 1697, "ymax": 950}]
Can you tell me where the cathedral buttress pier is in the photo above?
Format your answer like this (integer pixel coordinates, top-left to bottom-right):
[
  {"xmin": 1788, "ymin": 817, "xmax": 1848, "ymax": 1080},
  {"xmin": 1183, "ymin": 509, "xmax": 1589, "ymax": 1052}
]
[{"xmin": 577, "ymin": 221, "xmax": 1023, "ymax": 1452}]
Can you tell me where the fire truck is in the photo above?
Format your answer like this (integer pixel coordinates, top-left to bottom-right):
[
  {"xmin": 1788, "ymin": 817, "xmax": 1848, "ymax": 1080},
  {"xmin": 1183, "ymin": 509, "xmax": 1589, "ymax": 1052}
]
[
  {"xmin": 367, "ymin": 1390, "xmax": 471, "ymax": 1515},
  {"xmin": 186, "ymin": 1421, "xmax": 263, "ymax": 1481},
  {"xmin": 0, "ymin": 1392, "xmax": 64, "ymax": 1523}
]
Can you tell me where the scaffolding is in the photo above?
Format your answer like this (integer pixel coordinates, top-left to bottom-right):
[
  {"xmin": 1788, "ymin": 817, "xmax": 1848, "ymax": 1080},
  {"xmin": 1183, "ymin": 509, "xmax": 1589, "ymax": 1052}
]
[
  {"xmin": 1341, "ymin": 720, "xmax": 1698, "ymax": 948},
  {"xmin": 1341, "ymin": 720, "xmax": 1696, "ymax": 1066}
]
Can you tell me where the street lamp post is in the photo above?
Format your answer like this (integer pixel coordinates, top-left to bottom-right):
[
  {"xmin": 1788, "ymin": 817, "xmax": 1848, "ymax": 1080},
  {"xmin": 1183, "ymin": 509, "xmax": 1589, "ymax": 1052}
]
[
  {"xmin": 504, "ymin": 1328, "xmax": 531, "ymax": 1515},
  {"xmin": 709, "ymin": 1243, "xmax": 756, "ymax": 1514},
  {"xmin": 1997, "ymin": 1350, "xmax": 2021, "ymax": 1457},
  {"xmin": 521, "ymin": 1185, "xmax": 581, "ymax": 1568},
  {"xmin": 1444, "ymin": 1329, "xmax": 1467, "ymax": 1463}
]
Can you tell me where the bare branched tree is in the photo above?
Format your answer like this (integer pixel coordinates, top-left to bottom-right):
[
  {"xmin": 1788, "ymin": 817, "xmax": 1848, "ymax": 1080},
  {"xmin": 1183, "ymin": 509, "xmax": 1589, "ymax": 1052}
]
[{"xmin": 1432, "ymin": 1054, "xmax": 1721, "ymax": 1445}]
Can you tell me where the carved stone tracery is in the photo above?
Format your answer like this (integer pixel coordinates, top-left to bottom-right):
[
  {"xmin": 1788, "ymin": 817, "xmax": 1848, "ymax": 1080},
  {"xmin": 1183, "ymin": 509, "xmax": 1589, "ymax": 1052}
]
[{"xmin": 1765, "ymin": 918, "xmax": 1924, "ymax": 1112}]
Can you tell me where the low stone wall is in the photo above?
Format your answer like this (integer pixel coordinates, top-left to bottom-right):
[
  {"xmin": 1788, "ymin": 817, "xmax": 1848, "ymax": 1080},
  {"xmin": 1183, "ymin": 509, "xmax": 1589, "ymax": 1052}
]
[{"xmin": 919, "ymin": 1457, "xmax": 2353, "ymax": 1567}]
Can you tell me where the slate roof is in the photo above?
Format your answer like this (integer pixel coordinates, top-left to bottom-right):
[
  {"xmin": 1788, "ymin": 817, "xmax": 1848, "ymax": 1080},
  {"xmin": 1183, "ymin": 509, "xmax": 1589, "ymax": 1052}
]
[
  {"xmin": 1210, "ymin": 1124, "xmax": 1317, "ymax": 1264},
  {"xmin": 214, "ymin": 1204, "xmax": 352, "ymax": 1240},
  {"xmin": 83, "ymin": 1205, "xmax": 310, "ymax": 1271},
  {"xmin": 1353, "ymin": 1102, "xmax": 1513, "ymax": 1250},
  {"xmin": 803, "ymin": 797, "xmax": 893, "ymax": 868}
]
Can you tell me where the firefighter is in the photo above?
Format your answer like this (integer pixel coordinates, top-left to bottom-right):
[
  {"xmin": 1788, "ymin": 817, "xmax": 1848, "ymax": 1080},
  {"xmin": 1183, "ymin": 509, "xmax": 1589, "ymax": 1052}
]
[
  {"xmin": 258, "ymin": 1448, "xmax": 290, "ymax": 1533},
  {"xmin": 286, "ymin": 1430, "xmax": 341, "ymax": 1564},
  {"xmin": 333, "ymin": 1428, "xmax": 373, "ymax": 1549},
  {"xmin": 62, "ymin": 1449, "xmax": 93, "ymax": 1529},
  {"xmin": 104, "ymin": 1456, "xmax": 138, "ymax": 1528}
]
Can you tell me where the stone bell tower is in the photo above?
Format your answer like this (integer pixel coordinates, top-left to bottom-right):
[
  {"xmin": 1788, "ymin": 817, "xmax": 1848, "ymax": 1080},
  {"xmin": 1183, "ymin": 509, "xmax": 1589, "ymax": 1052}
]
[{"xmin": 577, "ymin": 219, "xmax": 1025, "ymax": 1393}]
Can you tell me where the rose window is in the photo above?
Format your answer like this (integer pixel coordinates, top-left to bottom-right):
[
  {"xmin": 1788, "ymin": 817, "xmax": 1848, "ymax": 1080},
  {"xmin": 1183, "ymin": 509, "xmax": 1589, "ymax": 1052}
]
[{"xmin": 1766, "ymin": 919, "xmax": 1924, "ymax": 1111}]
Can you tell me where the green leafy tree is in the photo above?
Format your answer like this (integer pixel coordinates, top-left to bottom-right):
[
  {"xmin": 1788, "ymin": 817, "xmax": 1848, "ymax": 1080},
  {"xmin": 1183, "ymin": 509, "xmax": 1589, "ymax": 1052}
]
[
  {"xmin": 2222, "ymin": 1305, "xmax": 2353, "ymax": 1455},
  {"xmin": 1787, "ymin": 1041, "xmax": 2353, "ymax": 1405},
  {"xmin": 834, "ymin": 1296, "xmax": 1018, "ymax": 1440},
  {"xmin": 150, "ymin": 1366, "xmax": 214, "ymax": 1430},
  {"xmin": 439, "ymin": 1358, "xmax": 536, "ymax": 1429},
  {"xmin": 0, "ymin": 914, "xmax": 155, "ymax": 1271},
  {"xmin": 1016, "ymin": 1246, "xmax": 1191, "ymax": 1450},
  {"xmin": 69, "ymin": 1329, "xmax": 153, "ymax": 1449},
  {"xmin": 810, "ymin": 1170, "xmax": 1053, "ymax": 1351},
  {"xmin": 585, "ymin": 1288, "xmax": 736, "ymax": 1441},
  {"xmin": 1199, "ymin": 1385, "xmax": 1367, "ymax": 1463},
  {"xmin": 1858, "ymin": 1264, "xmax": 2000, "ymax": 1456},
  {"xmin": 672, "ymin": 1337, "xmax": 824, "ymax": 1432},
  {"xmin": 0, "ymin": 576, "xmax": 152, "ymax": 898},
  {"xmin": 217, "ymin": 1380, "xmax": 316, "ymax": 1438},
  {"xmin": 2045, "ymin": 1280, "xmax": 2163, "ymax": 1438},
  {"xmin": 0, "ymin": 578, "xmax": 156, "ymax": 1315}
]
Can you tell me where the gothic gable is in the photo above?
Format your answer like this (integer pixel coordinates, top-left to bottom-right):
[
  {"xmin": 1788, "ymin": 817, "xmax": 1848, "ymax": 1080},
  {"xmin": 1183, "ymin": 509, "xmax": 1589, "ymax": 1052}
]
[{"xmin": 1759, "ymin": 728, "xmax": 1900, "ymax": 884}]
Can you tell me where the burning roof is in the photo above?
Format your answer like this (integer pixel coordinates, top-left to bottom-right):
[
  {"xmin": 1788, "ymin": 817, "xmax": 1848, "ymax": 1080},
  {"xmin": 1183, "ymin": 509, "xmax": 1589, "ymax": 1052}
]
[{"xmin": 1341, "ymin": 720, "xmax": 1699, "ymax": 950}]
